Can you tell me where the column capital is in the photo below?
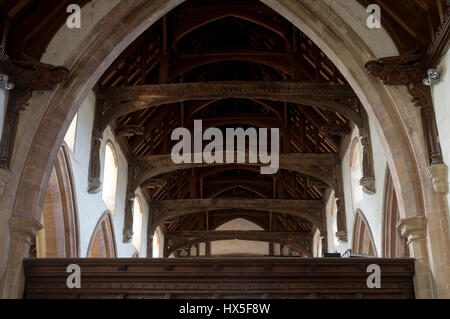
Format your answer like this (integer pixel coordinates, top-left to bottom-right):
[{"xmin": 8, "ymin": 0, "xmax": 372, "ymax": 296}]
[
  {"xmin": 9, "ymin": 216, "xmax": 42, "ymax": 245},
  {"xmin": 397, "ymin": 215, "xmax": 426, "ymax": 245}
]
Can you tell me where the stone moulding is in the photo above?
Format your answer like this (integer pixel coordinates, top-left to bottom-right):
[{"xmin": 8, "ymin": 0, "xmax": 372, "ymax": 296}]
[
  {"xmin": 360, "ymin": 176, "xmax": 376, "ymax": 195},
  {"xmin": 9, "ymin": 216, "xmax": 43, "ymax": 245},
  {"xmin": 425, "ymin": 163, "xmax": 449, "ymax": 195},
  {"xmin": 397, "ymin": 215, "xmax": 426, "ymax": 246}
]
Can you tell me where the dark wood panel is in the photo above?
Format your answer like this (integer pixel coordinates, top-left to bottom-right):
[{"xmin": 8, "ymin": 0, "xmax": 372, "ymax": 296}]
[{"xmin": 24, "ymin": 258, "xmax": 415, "ymax": 299}]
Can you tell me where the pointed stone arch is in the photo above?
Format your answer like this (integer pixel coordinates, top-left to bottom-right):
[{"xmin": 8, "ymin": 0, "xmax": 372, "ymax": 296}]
[
  {"xmin": 382, "ymin": 166, "xmax": 409, "ymax": 258},
  {"xmin": 3, "ymin": 0, "xmax": 448, "ymax": 298},
  {"xmin": 87, "ymin": 211, "xmax": 117, "ymax": 258},
  {"xmin": 36, "ymin": 145, "xmax": 79, "ymax": 258},
  {"xmin": 352, "ymin": 209, "xmax": 378, "ymax": 257}
]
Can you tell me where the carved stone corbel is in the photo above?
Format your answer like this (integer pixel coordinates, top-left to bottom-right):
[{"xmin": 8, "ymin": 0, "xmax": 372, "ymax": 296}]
[
  {"xmin": 9, "ymin": 216, "xmax": 43, "ymax": 245},
  {"xmin": 397, "ymin": 215, "xmax": 426, "ymax": 246}
]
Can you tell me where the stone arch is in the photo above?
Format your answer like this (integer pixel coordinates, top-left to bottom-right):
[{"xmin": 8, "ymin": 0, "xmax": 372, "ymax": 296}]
[
  {"xmin": 382, "ymin": 166, "xmax": 409, "ymax": 258},
  {"xmin": 352, "ymin": 209, "xmax": 378, "ymax": 257},
  {"xmin": 3, "ymin": 0, "xmax": 447, "ymax": 298},
  {"xmin": 36, "ymin": 145, "xmax": 79, "ymax": 258},
  {"xmin": 86, "ymin": 211, "xmax": 117, "ymax": 258}
]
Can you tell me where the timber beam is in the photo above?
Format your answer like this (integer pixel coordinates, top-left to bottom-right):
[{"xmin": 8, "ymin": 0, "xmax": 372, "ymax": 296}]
[
  {"xmin": 96, "ymin": 81, "xmax": 361, "ymax": 130},
  {"xmin": 130, "ymin": 152, "xmax": 339, "ymax": 192},
  {"xmin": 165, "ymin": 230, "xmax": 312, "ymax": 256},
  {"xmin": 150, "ymin": 198, "xmax": 324, "ymax": 233},
  {"xmin": 0, "ymin": 47, "xmax": 68, "ymax": 194}
]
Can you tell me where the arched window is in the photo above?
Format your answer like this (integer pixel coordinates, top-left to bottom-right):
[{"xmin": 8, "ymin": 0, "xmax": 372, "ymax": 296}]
[
  {"xmin": 312, "ymin": 228, "xmax": 323, "ymax": 257},
  {"xmin": 331, "ymin": 197, "xmax": 339, "ymax": 248},
  {"xmin": 64, "ymin": 113, "xmax": 78, "ymax": 152},
  {"xmin": 352, "ymin": 210, "xmax": 377, "ymax": 257},
  {"xmin": 36, "ymin": 146, "xmax": 79, "ymax": 258},
  {"xmin": 102, "ymin": 142, "xmax": 118, "ymax": 214},
  {"xmin": 152, "ymin": 229, "xmax": 161, "ymax": 258},
  {"xmin": 87, "ymin": 211, "xmax": 116, "ymax": 258},
  {"xmin": 349, "ymin": 139, "xmax": 363, "ymax": 208},
  {"xmin": 132, "ymin": 196, "xmax": 143, "ymax": 254}
]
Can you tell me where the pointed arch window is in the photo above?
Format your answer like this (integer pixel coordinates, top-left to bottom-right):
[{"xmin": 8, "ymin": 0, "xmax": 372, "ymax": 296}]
[
  {"xmin": 349, "ymin": 139, "xmax": 363, "ymax": 208},
  {"xmin": 132, "ymin": 196, "xmax": 143, "ymax": 254},
  {"xmin": 331, "ymin": 197, "xmax": 339, "ymax": 248},
  {"xmin": 153, "ymin": 229, "xmax": 161, "ymax": 258},
  {"xmin": 102, "ymin": 142, "xmax": 118, "ymax": 214},
  {"xmin": 87, "ymin": 212, "xmax": 117, "ymax": 258},
  {"xmin": 352, "ymin": 210, "xmax": 377, "ymax": 257}
]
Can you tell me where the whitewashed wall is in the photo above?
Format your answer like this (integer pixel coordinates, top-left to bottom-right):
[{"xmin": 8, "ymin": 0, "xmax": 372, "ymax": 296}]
[
  {"xmin": 64, "ymin": 91, "xmax": 149, "ymax": 257},
  {"xmin": 432, "ymin": 51, "xmax": 450, "ymax": 211},
  {"xmin": 326, "ymin": 122, "xmax": 387, "ymax": 256}
]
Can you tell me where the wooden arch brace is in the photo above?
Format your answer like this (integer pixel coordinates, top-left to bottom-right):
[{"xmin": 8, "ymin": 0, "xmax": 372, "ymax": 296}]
[
  {"xmin": 122, "ymin": 152, "xmax": 346, "ymax": 243},
  {"xmin": 0, "ymin": 48, "xmax": 68, "ymax": 195},
  {"xmin": 366, "ymin": 51, "xmax": 447, "ymax": 194},
  {"xmin": 149, "ymin": 198, "xmax": 324, "ymax": 233}
]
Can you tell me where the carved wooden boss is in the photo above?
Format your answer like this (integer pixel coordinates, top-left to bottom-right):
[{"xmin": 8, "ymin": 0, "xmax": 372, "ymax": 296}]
[{"xmin": 0, "ymin": 47, "xmax": 68, "ymax": 194}]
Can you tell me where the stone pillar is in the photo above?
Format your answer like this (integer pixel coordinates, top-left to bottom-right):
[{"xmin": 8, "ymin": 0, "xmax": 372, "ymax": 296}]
[
  {"xmin": 424, "ymin": 205, "xmax": 450, "ymax": 298},
  {"xmin": 1, "ymin": 217, "xmax": 42, "ymax": 299},
  {"xmin": 397, "ymin": 215, "xmax": 432, "ymax": 298}
]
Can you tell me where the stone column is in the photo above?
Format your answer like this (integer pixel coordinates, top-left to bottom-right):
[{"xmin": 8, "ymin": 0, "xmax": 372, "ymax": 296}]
[
  {"xmin": 1, "ymin": 216, "xmax": 42, "ymax": 299},
  {"xmin": 397, "ymin": 215, "xmax": 432, "ymax": 298}
]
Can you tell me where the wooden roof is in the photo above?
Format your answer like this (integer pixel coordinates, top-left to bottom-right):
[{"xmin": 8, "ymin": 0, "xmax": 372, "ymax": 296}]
[{"xmin": 2, "ymin": 0, "xmax": 447, "ymax": 256}]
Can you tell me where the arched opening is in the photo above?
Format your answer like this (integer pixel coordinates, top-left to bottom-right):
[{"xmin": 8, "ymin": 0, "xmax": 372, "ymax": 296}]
[
  {"xmin": 87, "ymin": 212, "xmax": 117, "ymax": 258},
  {"xmin": 211, "ymin": 218, "xmax": 269, "ymax": 257},
  {"xmin": 35, "ymin": 146, "xmax": 79, "ymax": 258},
  {"xmin": 102, "ymin": 142, "xmax": 118, "ymax": 214},
  {"xmin": 312, "ymin": 228, "xmax": 323, "ymax": 257},
  {"xmin": 382, "ymin": 167, "xmax": 409, "ymax": 258},
  {"xmin": 349, "ymin": 138, "xmax": 363, "ymax": 208},
  {"xmin": 132, "ymin": 196, "xmax": 143, "ymax": 254},
  {"xmin": 152, "ymin": 230, "xmax": 161, "ymax": 258},
  {"xmin": 5, "ymin": 0, "xmax": 449, "ymax": 299},
  {"xmin": 330, "ymin": 197, "xmax": 339, "ymax": 250},
  {"xmin": 352, "ymin": 210, "xmax": 378, "ymax": 257}
]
